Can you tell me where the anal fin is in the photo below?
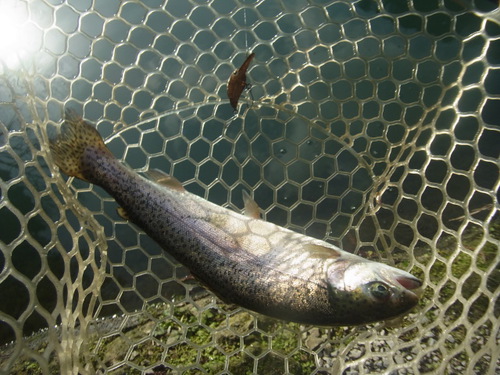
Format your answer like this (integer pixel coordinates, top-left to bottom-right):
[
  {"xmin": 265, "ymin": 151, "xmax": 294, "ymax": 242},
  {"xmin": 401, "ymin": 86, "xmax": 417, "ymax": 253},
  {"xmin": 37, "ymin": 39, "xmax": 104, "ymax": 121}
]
[{"xmin": 117, "ymin": 207, "xmax": 129, "ymax": 220}]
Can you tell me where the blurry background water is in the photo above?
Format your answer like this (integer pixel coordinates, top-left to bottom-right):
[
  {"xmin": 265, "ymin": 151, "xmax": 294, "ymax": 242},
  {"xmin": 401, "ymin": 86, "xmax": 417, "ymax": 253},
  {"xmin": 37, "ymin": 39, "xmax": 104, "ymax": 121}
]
[{"xmin": 0, "ymin": 0, "xmax": 499, "ymax": 374}]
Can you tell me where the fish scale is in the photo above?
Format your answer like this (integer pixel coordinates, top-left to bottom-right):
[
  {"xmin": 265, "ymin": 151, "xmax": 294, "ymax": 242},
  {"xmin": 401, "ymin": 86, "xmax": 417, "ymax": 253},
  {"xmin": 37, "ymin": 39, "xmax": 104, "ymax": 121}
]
[{"xmin": 50, "ymin": 111, "xmax": 422, "ymax": 326}]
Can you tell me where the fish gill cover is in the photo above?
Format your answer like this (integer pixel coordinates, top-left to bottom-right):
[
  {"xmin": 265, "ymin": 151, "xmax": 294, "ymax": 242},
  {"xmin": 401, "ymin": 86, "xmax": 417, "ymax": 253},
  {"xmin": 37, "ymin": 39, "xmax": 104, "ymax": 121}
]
[{"xmin": 0, "ymin": 0, "xmax": 499, "ymax": 374}]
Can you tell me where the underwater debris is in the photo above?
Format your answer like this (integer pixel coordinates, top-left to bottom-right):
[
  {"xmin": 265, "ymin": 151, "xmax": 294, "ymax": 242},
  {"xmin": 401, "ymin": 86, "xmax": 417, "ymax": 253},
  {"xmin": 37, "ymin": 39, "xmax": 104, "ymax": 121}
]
[{"xmin": 227, "ymin": 52, "xmax": 255, "ymax": 111}]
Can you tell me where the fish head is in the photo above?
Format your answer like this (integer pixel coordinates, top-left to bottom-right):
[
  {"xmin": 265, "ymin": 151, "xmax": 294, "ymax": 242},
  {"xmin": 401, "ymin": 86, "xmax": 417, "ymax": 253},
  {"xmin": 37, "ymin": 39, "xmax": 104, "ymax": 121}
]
[{"xmin": 326, "ymin": 260, "xmax": 422, "ymax": 325}]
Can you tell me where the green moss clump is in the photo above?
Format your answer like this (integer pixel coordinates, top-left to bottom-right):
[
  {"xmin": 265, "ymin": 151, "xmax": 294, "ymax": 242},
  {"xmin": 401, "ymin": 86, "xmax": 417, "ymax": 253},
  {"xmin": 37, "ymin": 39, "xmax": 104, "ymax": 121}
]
[
  {"xmin": 290, "ymin": 350, "xmax": 317, "ymax": 374},
  {"xmin": 130, "ymin": 339, "xmax": 164, "ymax": 367},
  {"xmin": 438, "ymin": 280, "xmax": 456, "ymax": 303},
  {"xmin": 166, "ymin": 343, "xmax": 198, "ymax": 366},
  {"xmin": 451, "ymin": 252, "xmax": 471, "ymax": 278},
  {"xmin": 271, "ymin": 328, "xmax": 299, "ymax": 355},
  {"xmin": 475, "ymin": 241, "xmax": 497, "ymax": 271},
  {"xmin": 429, "ymin": 259, "xmax": 446, "ymax": 284},
  {"xmin": 187, "ymin": 326, "xmax": 212, "ymax": 346}
]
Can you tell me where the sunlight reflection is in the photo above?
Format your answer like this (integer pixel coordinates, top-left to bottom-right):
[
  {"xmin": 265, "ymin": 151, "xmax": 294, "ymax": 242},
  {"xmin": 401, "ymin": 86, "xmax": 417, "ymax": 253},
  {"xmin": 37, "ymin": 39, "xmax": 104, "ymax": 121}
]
[{"xmin": 0, "ymin": 0, "xmax": 39, "ymax": 69}]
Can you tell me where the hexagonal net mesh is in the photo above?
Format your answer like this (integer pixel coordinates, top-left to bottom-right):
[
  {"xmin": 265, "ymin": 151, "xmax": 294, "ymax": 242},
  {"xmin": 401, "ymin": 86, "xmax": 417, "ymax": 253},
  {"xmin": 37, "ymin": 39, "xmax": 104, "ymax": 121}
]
[{"xmin": 0, "ymin": 0, "xmax": 499, "ymax": 373}]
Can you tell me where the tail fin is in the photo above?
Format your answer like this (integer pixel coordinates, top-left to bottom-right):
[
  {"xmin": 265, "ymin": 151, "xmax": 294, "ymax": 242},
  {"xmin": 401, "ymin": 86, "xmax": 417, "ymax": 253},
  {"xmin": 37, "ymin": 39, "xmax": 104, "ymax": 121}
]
[{"xmin": 50, "ymin": 110, "xmax": 111, "ymax": 181}]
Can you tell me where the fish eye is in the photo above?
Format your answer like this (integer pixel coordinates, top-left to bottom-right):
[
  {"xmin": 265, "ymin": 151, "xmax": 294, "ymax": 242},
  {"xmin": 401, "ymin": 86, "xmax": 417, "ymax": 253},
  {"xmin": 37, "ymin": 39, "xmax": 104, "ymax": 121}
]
[{"xmin": 369, "ymin": 282, "xmax": 391, "ymax": 300}]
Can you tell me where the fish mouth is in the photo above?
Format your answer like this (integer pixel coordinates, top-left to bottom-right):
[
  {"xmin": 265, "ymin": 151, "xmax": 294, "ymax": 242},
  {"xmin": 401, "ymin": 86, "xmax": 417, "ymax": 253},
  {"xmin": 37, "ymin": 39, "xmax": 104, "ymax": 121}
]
[
  {"xmin": 396, "ymin": 274, "xmax": 423, "ymax": 299},
  {"xmin": 396, "ymin": 275, "xmax": 422, "ymax": 290}
]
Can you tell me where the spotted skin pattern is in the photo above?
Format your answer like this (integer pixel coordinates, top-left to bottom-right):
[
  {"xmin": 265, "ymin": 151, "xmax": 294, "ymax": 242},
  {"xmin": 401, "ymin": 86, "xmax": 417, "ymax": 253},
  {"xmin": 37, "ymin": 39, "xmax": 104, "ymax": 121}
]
[{"xmin": 50, "ymin": 112, "xmax": 422, "ymax": 326}]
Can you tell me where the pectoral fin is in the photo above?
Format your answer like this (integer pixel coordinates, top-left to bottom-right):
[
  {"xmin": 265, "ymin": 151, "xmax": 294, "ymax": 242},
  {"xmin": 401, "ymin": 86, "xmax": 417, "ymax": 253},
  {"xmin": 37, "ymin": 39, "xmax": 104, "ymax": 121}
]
[
  {"xmin": 117, "ymin": 207, "xmax": 129, "ymax": 220},
  {"xmin": 146, "ymin": 169, "xmax": 185, "ymax": 192},
  {"xmin": 242, "ymin": 190, "xmax": 261, "ymax": 219}
]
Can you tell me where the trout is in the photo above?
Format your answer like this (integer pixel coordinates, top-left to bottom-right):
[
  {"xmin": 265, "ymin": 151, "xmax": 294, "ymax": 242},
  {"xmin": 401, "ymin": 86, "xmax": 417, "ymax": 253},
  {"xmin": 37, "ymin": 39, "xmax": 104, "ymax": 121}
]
[{"xmin": 50, "ymin": 112, "xmax": 422, "ymax": 326}]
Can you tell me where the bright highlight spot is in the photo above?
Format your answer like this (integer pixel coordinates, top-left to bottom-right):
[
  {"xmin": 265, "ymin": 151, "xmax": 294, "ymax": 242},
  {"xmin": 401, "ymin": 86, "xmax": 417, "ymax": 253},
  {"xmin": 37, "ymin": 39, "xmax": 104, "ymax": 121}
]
[{"xmin": 0, "ymin": 0, "xmax": 36, "ymax": 69}]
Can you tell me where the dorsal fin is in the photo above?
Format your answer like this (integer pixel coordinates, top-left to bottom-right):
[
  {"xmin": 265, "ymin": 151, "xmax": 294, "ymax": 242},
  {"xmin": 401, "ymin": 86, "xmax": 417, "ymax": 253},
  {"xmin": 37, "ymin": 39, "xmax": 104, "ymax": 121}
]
[
  {"xmin": 242, "ymin": 190, "xmax": 261, "ymax": 219},
  {"xmin": 146, "ymin": 169, "xmax": 185, "ymax": 192},
  {"xmin": 304, "ymin": 243, "xmax": 341, "ymax": 259}
]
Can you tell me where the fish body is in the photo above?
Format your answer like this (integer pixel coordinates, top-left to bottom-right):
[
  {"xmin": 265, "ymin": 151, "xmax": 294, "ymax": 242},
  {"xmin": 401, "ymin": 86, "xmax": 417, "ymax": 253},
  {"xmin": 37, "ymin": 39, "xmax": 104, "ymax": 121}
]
[
  {"xmin": 227, "ymin": 53, "xmax": 255, "ymax": 111},
  {"xmin": 50, "ymin": 112, "xmax": 422, "ymax": 326}
]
